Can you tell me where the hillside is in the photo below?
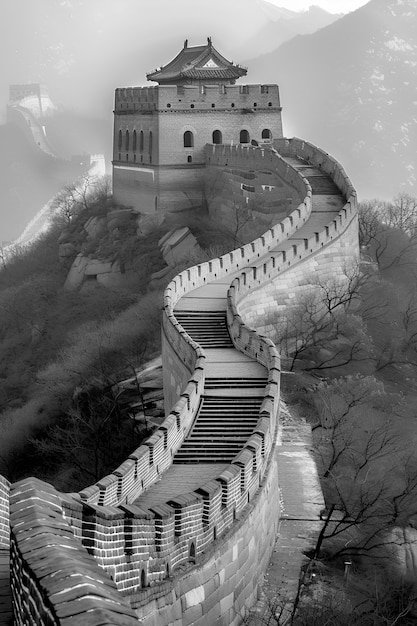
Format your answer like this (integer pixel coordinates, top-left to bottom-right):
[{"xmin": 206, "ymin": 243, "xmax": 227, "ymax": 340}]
[
  {"xmin": 0, "ymin": 191, "xmax": 242, "ymax": 489},
  {"xmin": 245, "ymin": 0, "xmax": 417, "ymax": 200}
]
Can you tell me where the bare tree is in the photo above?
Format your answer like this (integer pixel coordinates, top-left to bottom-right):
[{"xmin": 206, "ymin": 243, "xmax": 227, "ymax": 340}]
[
  {"xmin": 267, "ymin": 265, "xmax": 373, "ymax": 372},
  {"xmin": 307, "ymin": 376, "xmax": 417, "ymax": 562},
  {"xmin": 31, "ymin": 380, "xmax": 142, "ymax": 489},
  {"xmin": 50, "ymin": 173, "xmax": 111, "ymax": 225},
  {"xmin": 359, "ymin": 195, "xmax": 417, "ymax": 270}
]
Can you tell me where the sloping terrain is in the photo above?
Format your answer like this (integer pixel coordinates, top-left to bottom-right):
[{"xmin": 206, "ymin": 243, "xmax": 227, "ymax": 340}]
[{"xmin": 246, "ymin": 0, "xmax": 417, "ymax": 200}]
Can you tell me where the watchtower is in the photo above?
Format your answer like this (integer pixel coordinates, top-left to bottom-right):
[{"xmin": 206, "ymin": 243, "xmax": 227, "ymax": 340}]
[{"xmin": 112, "ymin": 38, "xmax": 283, "ymax": 213}]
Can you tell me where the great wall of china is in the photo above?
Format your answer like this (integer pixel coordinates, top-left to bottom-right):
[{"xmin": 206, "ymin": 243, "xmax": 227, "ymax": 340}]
[{"xmin": 0, "ymin": 136, "xmax": 358, "ymax": 625}]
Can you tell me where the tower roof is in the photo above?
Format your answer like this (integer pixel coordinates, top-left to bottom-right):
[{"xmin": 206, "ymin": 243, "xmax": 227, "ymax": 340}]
[{"xmin": 146, "ymin": 38, "xmax": 247, "ymax": 85}]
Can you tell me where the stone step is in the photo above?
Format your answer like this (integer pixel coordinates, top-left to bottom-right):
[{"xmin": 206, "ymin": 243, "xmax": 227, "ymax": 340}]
[
  {"xmin": 193, "ymin": 415, "xmax": 258, "ymax": 421},
  {"xmin": 174, "ymin": 395, "xmax": 263, "ymax": 463},
  {"xmin": 175, "ymin": 311, "xmax": 234, "ymax": 348},
  {"xmin": 205, "ymin": 377, "xmax": 267, "ymax": 388},
  {"xmin": 199, "ymin": 407, "xmax": 261, "ymax": 412}
]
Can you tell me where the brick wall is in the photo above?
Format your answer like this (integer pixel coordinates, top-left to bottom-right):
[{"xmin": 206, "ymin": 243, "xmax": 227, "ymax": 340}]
[
  {"xmin": 0, "ymin": 475, "xmax": 9, "ymax": 550},
  {"xmin": 112, "ymin": 83, "xmax": 283, "ymax": 213},
  {"xmin": 10, "ymin": 478, "xmax": 138, "ymax": 626},
  {"xmin": 7, "ymin": 139, "xmax": 358, "ymax": 625}
]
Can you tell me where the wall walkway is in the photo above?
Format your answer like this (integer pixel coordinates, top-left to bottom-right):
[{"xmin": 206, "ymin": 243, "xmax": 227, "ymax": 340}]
[{"xmin": 1, "ymin": 138, "xmax": 357, "ymax": 625}]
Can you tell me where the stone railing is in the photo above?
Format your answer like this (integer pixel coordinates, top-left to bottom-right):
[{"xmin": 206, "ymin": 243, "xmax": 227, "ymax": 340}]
[
  {"xmin": 10, "ymin": 478, "xmax": 138, "ymax": 626},
  {"xmin": 7, "ymin": 139, "xmax": 357, "ymax": 625},
  {"xmin": 60, "ymin": 143, "xmax": 313, "ymax": 511},
  {"xmin": 0, "ymin": 475, "xmax": 9, "ymax": 550},
  {"xmin": 229, "ymin": 138, "xmax": 357, "ymax": 329}
]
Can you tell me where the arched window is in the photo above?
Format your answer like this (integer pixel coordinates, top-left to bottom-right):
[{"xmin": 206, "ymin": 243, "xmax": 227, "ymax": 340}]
[
  {"xmin": 212, "ymin": 130, "xmax": 222, "ymax": 145},
  {"xmin": 240, "ymin": 129, "xmax": 250, "ymax": 144},
  {"xmin": 132, "ymin": 130, "xmax": 137, "ymax": 151},
  {"xmin": 118, "ymin": 130, "xmax": 122, "ymax": 151},
  {"xmin": 139, "ymin": 130, "xmax": 144, "ymax": 152},
  {"xmin": 261, "ymin": 128, "xmax": 272, "ymax": 141},
  {"xmin": 187, "ymin": 155, "xmax": 193, "ymax": 163},
  {"xmin": 183, "ymin": 130, "xmax": 194, "ymax": 148},
  {"xmin": 149, "ymin": 131, "xmax": 153, "ymax": 159},
  {"xmin": 125, "ymin": 130, "xmax": 129, "ymax": 151}
]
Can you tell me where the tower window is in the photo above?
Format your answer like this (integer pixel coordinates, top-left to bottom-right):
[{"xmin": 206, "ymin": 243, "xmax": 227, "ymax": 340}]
[
  {"xmin": 183, "ymin": 131, "xmax": 194, "ymax": 148},
  {"xmin": 261, "ymin": 128, "xmax": 272, "ymax": 141},
  {"xmin": 187, "ymin": 155, "xmax": 192, "ymax": 163},
  {"xmin": 212, "ymin": 130, "xmax": 222, "ymax": 145},
  {"xmin": 139, "ymin": 130, "xmax": 144, "ymax": 152},
  {"xmin": 240, "ymin": 130, "xmax": 250, "ymax": 144},
  {"xmin": 149, "ymin": 131, "xmax": 153, "ymax": 157},
  {"xmin": 118, "ymin": 130, "xmax": 122, "ymax": 151},
  {"xmin": 268, "ymin": 102, "xmax": 273, "ymax": 107},
  {"xmin": 132, "ymin": 130, "xmax": 137, "ymax": 152},
  {"xmin": 167, "ymin": 103, "xmax": 171, "ymax": 108},
  {"xmin": 231, "ymin": 103, "xmax": 235, "ymax": 108},
  {"xmin": 211, "ymin": 103, "xmax": 215, "ymax": 108},
  {"xmin": 125, "ymin": 130, "xmax": 129, "ymax": 151},
  {"xmin": 191, "ymin": 104, "xmax": 195, "ymax": 108}
]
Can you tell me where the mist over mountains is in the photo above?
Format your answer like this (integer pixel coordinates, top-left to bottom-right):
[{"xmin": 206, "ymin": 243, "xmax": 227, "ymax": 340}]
[
  {"xmin": 246, "ymin": 0, "xmax": 417, "ymax": 199},
  {"xmin": 0, "ymin": 0, "xmax": 415, "ymax": 240},
  {"xmin": 0, "ymin": 0, "xmax": 342, "ymax": 119}
]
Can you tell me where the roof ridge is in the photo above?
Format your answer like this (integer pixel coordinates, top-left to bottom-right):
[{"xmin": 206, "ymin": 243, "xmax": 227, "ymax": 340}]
[{"xmin": 147, "ymin": 39, "xmax": 247, "ymax": 83}]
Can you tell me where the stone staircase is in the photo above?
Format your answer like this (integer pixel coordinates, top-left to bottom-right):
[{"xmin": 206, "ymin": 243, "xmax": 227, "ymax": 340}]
[
  {"xmin": 175, "ymin": 311, "xmax": 233, "ymax": 348},
  {"xmin": 173, "ymin": 395, "xmax": 263, "ymax": 463},
  {"xmin": 204, "ymin": 377, "xmax": 268, "ymax": 390}
]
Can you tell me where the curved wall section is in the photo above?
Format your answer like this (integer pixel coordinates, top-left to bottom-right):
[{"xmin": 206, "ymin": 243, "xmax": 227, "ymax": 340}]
[{"xmin": 6, "ymin": 138, "xmax": 358, "ymax": 625}]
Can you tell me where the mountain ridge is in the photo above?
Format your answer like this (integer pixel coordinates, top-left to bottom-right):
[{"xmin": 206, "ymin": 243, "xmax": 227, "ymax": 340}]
[{"xmin": 246, "ymin": 0, "xmax": 417, "ymax": 199}]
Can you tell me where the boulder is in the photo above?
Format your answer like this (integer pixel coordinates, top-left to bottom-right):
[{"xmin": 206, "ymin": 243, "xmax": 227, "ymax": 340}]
[
  {"xmin": 64, "ymin": 253, "xmax": 90, "ymax": 290},
  {"xmin": 85, "ymin": 259, "xmax": 114, "ymax": 276},
  {"xmin": 158, "ymin": 227, "xmax": 200, "ymax": 266},
  {"xmin": 84, "ymin": 216, "xmax": 106, "ymax": 238},
  {"xmin": 107, "ymin": 208, "xmax": 134, "ymax": 233},
  {"xmin": 137, "ymin": 213, "xmax": 165, "ymax": 236}
]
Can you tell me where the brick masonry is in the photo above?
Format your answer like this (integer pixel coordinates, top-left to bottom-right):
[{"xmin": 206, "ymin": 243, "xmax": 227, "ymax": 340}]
[
  {"xmin": 2, "ymin": 138, "xmax": 358, "ymax": 625},
  {"xmin": 112, "ymin": 83, "xmax": 283, "ymax": 213}
]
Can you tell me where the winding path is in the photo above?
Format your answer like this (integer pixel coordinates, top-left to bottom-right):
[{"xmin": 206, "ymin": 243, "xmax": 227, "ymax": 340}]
[
  {"xmin": 134, "ymin": 153, "xmax": 342, "ymax": 604},
  {"xmin": 4, "ymin": 142, "xmax": 357, "ymax": 626}
]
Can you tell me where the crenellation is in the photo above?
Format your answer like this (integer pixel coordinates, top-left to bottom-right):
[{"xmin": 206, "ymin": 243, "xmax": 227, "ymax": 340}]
[{"xmin": 115, "ymin": 84, "xmax": 280, "ymax": 114}]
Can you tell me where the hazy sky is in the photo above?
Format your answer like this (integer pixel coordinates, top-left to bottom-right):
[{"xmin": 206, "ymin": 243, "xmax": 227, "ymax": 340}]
[{"xmin": 267, "ymin": 0, "xmax": 369, "ymax": 13}]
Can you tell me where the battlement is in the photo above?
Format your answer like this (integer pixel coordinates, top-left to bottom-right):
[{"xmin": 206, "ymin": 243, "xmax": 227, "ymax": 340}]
[{"xmin": 114, "ymin": 83, "xmax": 280, "ymax": 113}]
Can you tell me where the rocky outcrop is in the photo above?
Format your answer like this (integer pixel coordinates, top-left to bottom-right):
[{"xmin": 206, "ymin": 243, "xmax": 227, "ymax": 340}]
[
  {"xmin": 64, "ymin": 254, "xmax": 136, "ymax": 290},
  {"xmin": 159, "ymin": 226, "xmax": 200, "ymax": 266}
]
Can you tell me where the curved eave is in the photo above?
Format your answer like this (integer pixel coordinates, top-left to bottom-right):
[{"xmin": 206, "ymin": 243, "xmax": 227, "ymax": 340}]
[{"xmin": 147, "ymin": 67, "xmax": 247, "ymax": 83}]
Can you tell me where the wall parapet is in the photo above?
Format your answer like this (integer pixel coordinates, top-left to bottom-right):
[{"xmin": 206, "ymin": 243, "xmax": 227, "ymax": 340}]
[
  {"xmin": 0, "ymin": 475, "xmax": 9, "ymax": 550},
  {"xmin": 9, "ymin": 478, "xmax": 139, "ymax": 626}
]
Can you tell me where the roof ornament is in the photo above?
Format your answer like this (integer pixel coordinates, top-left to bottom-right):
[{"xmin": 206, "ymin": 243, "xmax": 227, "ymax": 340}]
[
  {"xmin": 184, "ymin": 39, "xmax": 188, "ymax": 48},
  {"xmin": 207, "ymin": 36, "xmax": 212, "ymax": 47}
]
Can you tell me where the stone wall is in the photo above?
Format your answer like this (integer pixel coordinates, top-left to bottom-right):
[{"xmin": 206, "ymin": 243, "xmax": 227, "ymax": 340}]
[
  {"xmin": 10, "ymin": 478, "xmax": 138, "ymax": 626},
  {"xmin": 112, "ymin": 83, "xmax": 283, "ymax": 213},
  {"xmin": 0, "ymin": 475, "xmax": 9, "ymax": 550},
  {"xmin": 6, "ymin": 139, "xmax": 357, "ymax": 625}
]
